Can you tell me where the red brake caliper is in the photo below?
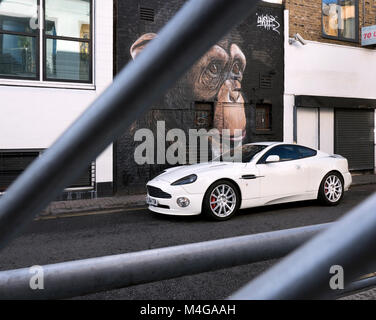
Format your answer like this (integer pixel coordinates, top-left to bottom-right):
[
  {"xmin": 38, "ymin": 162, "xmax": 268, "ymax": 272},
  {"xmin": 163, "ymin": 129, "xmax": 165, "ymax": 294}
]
[{"xmin": 211, "ymin": 196, "xmax": 216, "ymax": 209}]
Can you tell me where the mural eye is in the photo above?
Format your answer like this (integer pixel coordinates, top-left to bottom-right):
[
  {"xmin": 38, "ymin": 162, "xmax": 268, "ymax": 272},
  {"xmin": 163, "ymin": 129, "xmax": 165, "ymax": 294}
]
[
  {"xmin": 232, "ymin": 62, "xmax": 241, "ymax": 75},
  {"xmin": 209, "ymin": 62, "xmax": 219, "ymax": 74}
]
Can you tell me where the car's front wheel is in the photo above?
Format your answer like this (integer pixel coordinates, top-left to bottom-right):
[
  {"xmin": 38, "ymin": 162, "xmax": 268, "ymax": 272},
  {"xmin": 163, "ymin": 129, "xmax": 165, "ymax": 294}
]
[
  {"xmin": 202, "ymin": 180, "xmax": 240, "ymax": 221},
  {"xmin": 318, "ymin": 172, "xmax": 344, "ymax": 206}
]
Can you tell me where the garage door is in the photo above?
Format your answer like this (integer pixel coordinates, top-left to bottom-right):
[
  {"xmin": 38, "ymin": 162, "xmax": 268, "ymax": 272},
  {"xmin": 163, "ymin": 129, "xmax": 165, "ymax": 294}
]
[{"xmin": 335, "ymin": 109, "xmax": 375, "ymax": 170}]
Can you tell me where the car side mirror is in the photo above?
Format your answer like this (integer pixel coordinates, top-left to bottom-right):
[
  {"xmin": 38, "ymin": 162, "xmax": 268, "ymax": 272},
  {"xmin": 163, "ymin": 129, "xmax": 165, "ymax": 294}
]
[{"xmin": 265, "ymin": 155, "xmax": 280, "ymax": 163}]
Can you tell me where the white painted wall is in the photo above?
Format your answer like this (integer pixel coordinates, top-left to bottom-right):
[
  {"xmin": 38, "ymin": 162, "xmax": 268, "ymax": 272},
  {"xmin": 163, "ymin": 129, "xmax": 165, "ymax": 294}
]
[
  {"xmin": 284, "ymin": 10, "xmax": 376, "ymax": 169},
  {"xmin": 319, "ymin": 108, "xmax": 334, "ymax": 155},
  {"xmin": 0, "ymin": 0, "xmax": 113, "ymax": 184},
  {"xmin": 297, "ymin": 107, "xmax": 319, "ymax": 149},
  {"xmin": 284, "ymin": 12, "xmax": 376, "ymax": 99}
]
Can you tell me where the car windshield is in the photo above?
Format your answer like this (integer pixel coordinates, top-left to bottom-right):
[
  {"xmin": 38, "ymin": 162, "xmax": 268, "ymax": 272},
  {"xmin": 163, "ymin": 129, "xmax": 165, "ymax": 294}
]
[{"xmin": 213, "ymin": 144, "xmax": 267, "ymax": 163}]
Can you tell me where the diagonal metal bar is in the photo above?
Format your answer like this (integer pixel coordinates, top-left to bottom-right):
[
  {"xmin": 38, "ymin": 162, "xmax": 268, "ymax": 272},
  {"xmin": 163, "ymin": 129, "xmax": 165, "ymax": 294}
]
[
  {"xmin": 336, "ymin": 275, "xmax": 376, "ymax": 299},
  {"xmin": 0, "ymin": 0, "xmax": 259, "ymax": 250},
  {"xmin": 228, "ymin": 193, "xmax": 376, "ymax": 300},
  {"xmin": 0, "ymin": 223, "xmax": 329, "ymax": 300}
]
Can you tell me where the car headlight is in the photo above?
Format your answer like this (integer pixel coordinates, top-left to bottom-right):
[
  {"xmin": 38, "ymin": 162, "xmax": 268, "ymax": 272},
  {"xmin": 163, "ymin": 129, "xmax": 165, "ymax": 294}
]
[{"xmin": 171, "ymin": 174, "xmax": 197, "ymax": 186}]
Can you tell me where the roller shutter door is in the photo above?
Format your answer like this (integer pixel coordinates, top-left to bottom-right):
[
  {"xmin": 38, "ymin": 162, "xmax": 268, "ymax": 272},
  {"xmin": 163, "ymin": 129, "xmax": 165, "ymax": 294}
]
[{"xmin": 335, "ymin": 109, "xmax": 374, "ymax": 170}]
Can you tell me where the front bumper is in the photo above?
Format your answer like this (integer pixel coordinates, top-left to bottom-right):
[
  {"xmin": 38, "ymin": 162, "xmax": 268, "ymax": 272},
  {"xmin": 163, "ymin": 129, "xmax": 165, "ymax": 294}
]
[
  {"xmin": 343, "ymin": 172, "xmax": 352, "ymax": 191},
  {"xmin": 146, "ymin": 180, "xmax": 203, "ymax": 216}
]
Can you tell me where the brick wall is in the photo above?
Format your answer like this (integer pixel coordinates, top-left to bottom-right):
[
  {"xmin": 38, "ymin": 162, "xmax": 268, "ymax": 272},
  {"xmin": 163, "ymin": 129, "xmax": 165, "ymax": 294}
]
[{"xmin": 285, "ymin": 0, "xmax": 376, "ymax": 47}]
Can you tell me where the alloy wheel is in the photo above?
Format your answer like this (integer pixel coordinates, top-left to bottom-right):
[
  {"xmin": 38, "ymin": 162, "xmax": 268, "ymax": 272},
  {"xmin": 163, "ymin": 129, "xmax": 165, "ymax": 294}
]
[
  {"xmin": 209, "ymin": 184, "xmax": 237, "ymax": 217},
  {"xmin": 324, "ymin": 175, "xmax": 343, "ymax": 203}
]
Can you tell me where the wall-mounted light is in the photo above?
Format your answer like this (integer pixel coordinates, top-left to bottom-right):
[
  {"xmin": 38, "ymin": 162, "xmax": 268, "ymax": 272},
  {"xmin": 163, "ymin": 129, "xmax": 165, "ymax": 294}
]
[{"xmin": 289, "ymin": 33, "xmax": 307, "ymax": 46}]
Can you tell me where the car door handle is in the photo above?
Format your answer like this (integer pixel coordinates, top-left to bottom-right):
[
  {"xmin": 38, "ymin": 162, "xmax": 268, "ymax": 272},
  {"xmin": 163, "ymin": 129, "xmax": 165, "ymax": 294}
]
[{"xmin": 241, "ymin": 175, "xmax": 264, "ymax": 180}]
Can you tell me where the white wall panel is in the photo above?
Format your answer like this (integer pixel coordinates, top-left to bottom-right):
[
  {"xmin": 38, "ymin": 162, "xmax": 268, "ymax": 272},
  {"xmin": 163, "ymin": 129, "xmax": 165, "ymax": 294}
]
[{"xmin": 319, "ymin": 107, "xmax": 334, "ymax": 155}]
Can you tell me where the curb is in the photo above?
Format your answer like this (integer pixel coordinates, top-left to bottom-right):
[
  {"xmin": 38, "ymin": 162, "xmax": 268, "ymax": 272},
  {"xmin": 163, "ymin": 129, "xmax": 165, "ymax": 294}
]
[
  {"xmin": 352, "ymin": 181, "xmax": 376, "ymax": 187},
  {"xmin": 39, "ymin": 196, "xmax": 147, "ymax": 218}
]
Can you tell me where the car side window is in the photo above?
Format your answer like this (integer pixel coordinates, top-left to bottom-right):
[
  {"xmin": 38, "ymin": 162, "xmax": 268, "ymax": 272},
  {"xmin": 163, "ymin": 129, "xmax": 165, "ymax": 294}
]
[
  {"xmin": 258, "ymin": 145, "xmax": 302, "ymax": 164},
  {"xmin": 297, "ymin": 146, "xmax": 317, "ymax": 159}
]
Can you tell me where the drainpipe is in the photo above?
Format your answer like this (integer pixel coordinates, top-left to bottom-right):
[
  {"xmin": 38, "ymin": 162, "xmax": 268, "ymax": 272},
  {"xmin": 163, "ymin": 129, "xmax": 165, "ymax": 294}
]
[{"xmin": 363, "ymin": 0, "xmax": 365, "ymax": 26}]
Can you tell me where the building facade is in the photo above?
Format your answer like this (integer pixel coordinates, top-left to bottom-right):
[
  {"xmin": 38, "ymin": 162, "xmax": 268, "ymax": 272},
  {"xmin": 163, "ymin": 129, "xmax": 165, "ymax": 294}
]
[
  {"xmin": 114, "ymin": 0, "xmax": 285, "ymax": 194},
  {"xmin": 0, "ymin": 0, "xmax": 114, "ymax": 199},
  {"xmin": 2, "ymin": 0, "xmax": 372, "ymax": 200},
  {"xmin": 284, "ymin": 0, "xmax": 376, "ymax": 172}
]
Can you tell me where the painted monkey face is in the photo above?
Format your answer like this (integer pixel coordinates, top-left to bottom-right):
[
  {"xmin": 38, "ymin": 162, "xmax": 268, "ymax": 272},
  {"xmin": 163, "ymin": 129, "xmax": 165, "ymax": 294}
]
[
  {"xmin": 130, "ymin": 35, "xmax": 247, "ymax": 140},
  {"xmin": 189, "ymin": 43, "xmax": 246, "ymax": 139},
  {"xmin": 213, "ymin": 44, "xmax": 246, "ymax": 139},
  {"xmin": 190, "ymin": 43, "xmax": 246, "ymax": 103}
]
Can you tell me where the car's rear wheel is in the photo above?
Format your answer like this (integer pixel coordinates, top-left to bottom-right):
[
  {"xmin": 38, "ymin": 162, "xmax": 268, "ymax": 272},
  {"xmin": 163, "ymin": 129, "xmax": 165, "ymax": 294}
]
[
  {"xmin": 318, "ymin": 172, "xmax": 344, "ymax": 206},
  {"xmin": 202, "ymin": 180, "xmax": 240, "ymax": 221}
]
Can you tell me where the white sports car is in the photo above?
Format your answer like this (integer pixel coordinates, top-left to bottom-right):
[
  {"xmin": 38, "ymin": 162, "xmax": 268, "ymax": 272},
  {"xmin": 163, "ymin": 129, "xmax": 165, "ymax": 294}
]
[{"xmin": 146, "ymin": 142, "xmax": 352, "ymax": 220}]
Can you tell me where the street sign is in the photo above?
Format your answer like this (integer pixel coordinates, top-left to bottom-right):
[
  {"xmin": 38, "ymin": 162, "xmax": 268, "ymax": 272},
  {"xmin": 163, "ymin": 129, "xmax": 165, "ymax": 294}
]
[{"xmin": 361, "ymin": 25, "xmax": 376, "ymax": 46}]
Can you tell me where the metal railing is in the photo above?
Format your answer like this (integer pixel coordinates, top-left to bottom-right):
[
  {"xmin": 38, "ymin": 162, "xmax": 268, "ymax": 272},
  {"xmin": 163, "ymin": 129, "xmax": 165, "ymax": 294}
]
[
  {"xmin": 229, "ymin": 192, "xmax": 376, "ymax": 300},
  {"xmin": 0, "ymin": 0, "xmax": 375, "ymax": 300},
  {"xmin": 0, "ymin": 224, "xmax": 328, "ymax": 299}
]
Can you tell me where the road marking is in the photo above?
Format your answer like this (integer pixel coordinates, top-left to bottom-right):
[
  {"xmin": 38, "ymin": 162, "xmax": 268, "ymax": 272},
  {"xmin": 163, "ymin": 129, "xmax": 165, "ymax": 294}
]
[{"xmin": 35, "ymin": 206, "xmax": 148, "ymax": 221}]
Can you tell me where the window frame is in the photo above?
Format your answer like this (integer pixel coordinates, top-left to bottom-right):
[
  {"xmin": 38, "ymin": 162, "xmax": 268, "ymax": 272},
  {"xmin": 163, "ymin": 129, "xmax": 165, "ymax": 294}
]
[
  {"xmin": 42, "ymin": 0, "xmax": 93, "ymax": 83},
  {"xmin": 0, "ymin": 0, "xmax": 40, "ymax": 81},
  {"xmin": 194, "ymin": 101, "xmax": 214, "ymax": 130},
  {"xmin": 0, "ymin": 0, "xmax": 93, "ymax": 84},
  {"xmin": 255, "ymin": 103, "xmax": 272, "ymax": 132},
  {"xmin": 321, "ymin": 0, "xmax": 359, "ymax": 43}
]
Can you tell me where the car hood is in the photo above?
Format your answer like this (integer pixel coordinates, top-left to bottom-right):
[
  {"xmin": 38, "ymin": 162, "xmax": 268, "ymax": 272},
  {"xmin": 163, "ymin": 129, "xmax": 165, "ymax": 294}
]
[{"xmin": 150, "ymin": 162, "xmax": 243, "ymax": 184}]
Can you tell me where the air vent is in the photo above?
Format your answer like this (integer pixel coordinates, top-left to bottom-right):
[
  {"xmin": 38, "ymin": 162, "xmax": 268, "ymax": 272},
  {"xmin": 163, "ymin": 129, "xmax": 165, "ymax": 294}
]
[
  {"xmin": 147, "ymin": 186, "xmax": 172, "ymax": 199},
  {"xmin": 259, "ymin": 74, "xmax": 273, "ymax": 89},
  {"xmin": 139, "ymin": 7, "xmax": 155, "ymax": 22},
  {"xmin": 0, "ymin": 150, "xmax": 95, "ymax": 193}
]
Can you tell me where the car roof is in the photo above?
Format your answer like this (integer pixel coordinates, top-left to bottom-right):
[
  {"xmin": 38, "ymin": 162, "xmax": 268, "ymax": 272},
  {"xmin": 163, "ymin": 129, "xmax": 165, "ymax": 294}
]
[
  {"xmin": 246, "ymin": 142, "xmax": 319, "ymax": 152},
  {"xmin": 247, "ymin": 141, "xmax": 281, "ymax": 146}
]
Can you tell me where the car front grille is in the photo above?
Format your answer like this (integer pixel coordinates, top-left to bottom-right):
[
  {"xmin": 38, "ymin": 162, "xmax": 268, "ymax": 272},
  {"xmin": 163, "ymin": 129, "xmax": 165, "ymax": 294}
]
[{"xmin": 147, "ymin": 186, "xmax": 172, "ymax": 199}]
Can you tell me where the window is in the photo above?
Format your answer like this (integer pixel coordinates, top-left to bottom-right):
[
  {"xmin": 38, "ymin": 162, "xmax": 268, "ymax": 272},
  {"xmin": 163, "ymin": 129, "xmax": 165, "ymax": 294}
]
[
  {"xmin": 0, "ymin": 0, "xmax": 39, "ymax": 79},
  {"xmin": 214, "ymin": 144, "xmax": 267, "ymax": 163},
  {"xmin": 258, "ymin": 145, "xmax": 318, "ymax": 164},
  {"xmin": 258, "ymin": 145, "xmax": 302, "ymax": 163},
  {"xmin": 297, "ymin": 146, "xmax": 317, "ymax": 159},
  {"xmin": 0, "ymin": 0, "xmax": 92, "ymax": 83},
  {"xmin": 194, "ymin": 102, "xmax": 214, "ymax": 129},
  {"xmin": 44, "ymin": 0, "xmax": 91, "ymax": 82},
  {"xmin": 322, "ymin": 0, "xmax": 358, "ymax": 42},
  {"xmin": 255, "ymin": 103, "xmax": 272, "ymax": 131}
]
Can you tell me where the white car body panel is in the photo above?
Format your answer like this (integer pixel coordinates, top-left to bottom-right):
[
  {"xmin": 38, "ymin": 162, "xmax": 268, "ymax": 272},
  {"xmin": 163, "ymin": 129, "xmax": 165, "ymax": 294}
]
[{"xmin": 146, "ymin": 142, "xmax": 352, "ymax": 216}]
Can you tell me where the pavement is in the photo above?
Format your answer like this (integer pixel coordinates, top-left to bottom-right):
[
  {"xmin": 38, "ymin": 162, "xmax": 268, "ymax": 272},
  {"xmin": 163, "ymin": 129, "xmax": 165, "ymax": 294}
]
[{"xmin": 40, "ymin": 173, "xmax": 376, "ymax": 218}]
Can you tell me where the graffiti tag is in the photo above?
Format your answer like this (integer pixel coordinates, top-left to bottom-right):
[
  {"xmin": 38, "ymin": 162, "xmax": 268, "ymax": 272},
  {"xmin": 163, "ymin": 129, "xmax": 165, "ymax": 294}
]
[{"xmin": 256, "ymin": 14, "xmax": 280, "ymax": 35}]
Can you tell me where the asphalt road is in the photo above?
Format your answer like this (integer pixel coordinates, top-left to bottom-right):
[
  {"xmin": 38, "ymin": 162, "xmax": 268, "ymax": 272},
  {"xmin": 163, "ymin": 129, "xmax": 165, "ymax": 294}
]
[{"xmin": 0, "ymin": 184, "xmax": 374, "ymax": 300}]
